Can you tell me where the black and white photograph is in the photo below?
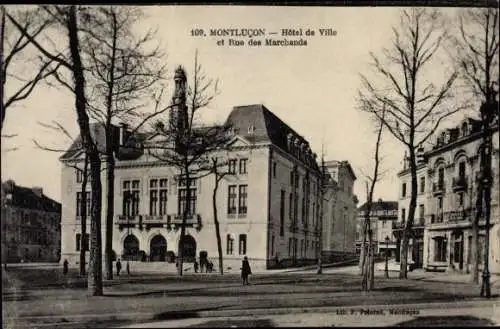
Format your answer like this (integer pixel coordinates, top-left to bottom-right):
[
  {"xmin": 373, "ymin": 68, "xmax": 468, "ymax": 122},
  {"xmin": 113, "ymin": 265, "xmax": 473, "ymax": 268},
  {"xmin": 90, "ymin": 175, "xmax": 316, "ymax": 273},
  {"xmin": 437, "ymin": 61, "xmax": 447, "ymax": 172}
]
[{"xmin": 1, "ymin": 2, "xmax": 499, "ymax": 328}]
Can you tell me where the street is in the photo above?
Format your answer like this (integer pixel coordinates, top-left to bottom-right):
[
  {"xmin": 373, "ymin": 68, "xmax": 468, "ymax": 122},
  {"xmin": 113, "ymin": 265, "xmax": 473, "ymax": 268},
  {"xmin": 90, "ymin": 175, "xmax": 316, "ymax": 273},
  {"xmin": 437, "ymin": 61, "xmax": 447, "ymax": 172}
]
[{"xmin": 2, "ymin": 263, "xmax": 500, "ymax": 328}]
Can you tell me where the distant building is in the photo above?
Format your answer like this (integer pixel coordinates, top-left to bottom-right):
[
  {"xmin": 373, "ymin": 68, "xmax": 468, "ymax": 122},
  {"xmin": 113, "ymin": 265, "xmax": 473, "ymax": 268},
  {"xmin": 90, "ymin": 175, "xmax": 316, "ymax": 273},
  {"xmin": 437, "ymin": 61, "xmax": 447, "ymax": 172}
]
[
  {"xmin": 356, "ymin": 199, "xmax": 398, "ymax": 257},
  {"xmin": 396, "ymin": 111, "xmax": 499, "ymax": 274},
  {"xmin": 1, "ymin": 180, "xmax": 61, "ymax": 263},
  {"xmin": 322, "ymin": 160, "xmax": 358, "ymax": 262}
]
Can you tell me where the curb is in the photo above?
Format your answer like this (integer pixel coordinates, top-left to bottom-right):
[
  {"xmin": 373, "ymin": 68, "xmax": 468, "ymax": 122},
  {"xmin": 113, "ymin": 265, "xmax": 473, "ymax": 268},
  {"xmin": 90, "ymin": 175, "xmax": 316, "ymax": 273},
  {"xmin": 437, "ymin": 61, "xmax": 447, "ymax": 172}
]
[{"xmin": 7, "ymin": 297, "xmax": 499, "ymax": 325}]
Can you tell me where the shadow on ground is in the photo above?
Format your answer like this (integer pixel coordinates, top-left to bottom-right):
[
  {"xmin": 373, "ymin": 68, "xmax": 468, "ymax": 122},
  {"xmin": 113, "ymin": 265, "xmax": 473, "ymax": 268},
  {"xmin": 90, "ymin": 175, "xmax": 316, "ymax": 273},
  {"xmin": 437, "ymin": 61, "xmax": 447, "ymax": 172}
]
[{"xmin": 391, "ymin": 315, "xmax": 496, "ymax": 327}]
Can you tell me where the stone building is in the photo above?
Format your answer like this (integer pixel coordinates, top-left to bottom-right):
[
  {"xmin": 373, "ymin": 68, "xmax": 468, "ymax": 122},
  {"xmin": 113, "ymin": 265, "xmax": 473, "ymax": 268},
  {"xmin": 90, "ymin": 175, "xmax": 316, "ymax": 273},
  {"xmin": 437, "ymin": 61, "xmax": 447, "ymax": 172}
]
[
  {"xmin": 356, "ymin": 199, "xmax": 398, "ymax": 257},
  {"xmin": 321, "ymin": 160, "xmax": 358, "ymax": 262},
  {"xmin": 59, "ymin": 66, "xmax": 358, "ymax": 271},
  {"xmin": 1, "ymin": 180, "xmax": 61, "ymax": 263},
  {"xmin": 396, "ymin": 112, "xmax": 499, "ymax": 274}
]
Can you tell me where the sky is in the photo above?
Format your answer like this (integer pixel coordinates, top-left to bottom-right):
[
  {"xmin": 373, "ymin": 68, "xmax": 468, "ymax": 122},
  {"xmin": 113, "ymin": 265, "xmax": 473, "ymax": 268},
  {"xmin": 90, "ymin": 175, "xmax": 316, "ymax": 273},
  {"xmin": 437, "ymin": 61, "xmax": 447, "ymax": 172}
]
[{"xmin": 1, "ymin": 5, "xmax": 472, "ymax": 205}]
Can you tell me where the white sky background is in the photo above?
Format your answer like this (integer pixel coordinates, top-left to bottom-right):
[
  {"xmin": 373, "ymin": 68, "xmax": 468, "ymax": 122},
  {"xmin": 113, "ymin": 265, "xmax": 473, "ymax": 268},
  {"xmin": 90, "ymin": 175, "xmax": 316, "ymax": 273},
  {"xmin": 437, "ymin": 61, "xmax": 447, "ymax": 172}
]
[{"xmin": 1, "ymin": 5, "xmax": 474, "ymax": 205}]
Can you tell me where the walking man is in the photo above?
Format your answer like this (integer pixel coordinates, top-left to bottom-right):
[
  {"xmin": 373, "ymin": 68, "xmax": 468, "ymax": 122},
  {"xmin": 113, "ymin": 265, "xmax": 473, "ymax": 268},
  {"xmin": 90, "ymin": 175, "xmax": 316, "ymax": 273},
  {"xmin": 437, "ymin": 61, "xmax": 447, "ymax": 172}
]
[
  {"xmin": 241, "ymin": 256, "xmax": 252, "ymax": 285},
  {"xmin": 116, "ymin": 258, "xmax": 122, "ymax": 277}
]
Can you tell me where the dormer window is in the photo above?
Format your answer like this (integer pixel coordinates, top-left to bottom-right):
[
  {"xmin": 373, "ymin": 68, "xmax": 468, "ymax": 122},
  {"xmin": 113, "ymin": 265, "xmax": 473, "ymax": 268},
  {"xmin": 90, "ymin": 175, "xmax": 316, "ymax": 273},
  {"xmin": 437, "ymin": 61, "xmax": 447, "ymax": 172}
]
[
  {"xmin": 248, "ymin": 125, "xmax": 255, "ymax": 134},
  {"xmin": 461, "ymin": 122, "xmax": 468, "ymax": 137}
]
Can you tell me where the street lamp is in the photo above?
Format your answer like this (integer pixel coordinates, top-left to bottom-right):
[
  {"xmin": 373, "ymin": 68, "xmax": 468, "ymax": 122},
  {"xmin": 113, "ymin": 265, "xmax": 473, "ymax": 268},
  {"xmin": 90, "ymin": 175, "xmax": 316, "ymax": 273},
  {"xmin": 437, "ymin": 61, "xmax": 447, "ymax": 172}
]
[{"xmin": 385, "ymin": 236, "xmax": 390, "ymax": 278}]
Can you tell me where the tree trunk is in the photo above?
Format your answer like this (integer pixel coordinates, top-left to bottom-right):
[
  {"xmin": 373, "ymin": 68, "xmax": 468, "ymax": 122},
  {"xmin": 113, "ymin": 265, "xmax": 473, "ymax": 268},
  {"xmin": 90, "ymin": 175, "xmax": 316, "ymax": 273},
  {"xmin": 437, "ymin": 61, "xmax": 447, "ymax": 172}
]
[
  {"xmin": 470, "ymin": 216, "xmax": 480, "ymax": 283},
  {"xmin": 0, "ymin": 6, "xmax": 5, "ymax": 132},
  {"xmin": 359, "ymin": 217, "xmax": 367, "ymax": 276},
  {"xmin": 67, "ymin": 5, "xmax": 103, "ymax": 296},
  {"xmin": 212, "ymin": 174, "xmax": 223, "ymax": 275},
  {"xmin": 88, "ymin": 158, "xmax": 103, "ymax": 296},
  {"xmin": 105, "ymin": 155, "xmax": 114, "ymax": 280},
  {"xmin": 177, "ymin": 165, "xmax": 190, "ymax": 276},
  {"xmin": 400, "ymin": 145, "xmax": 418, "ymax": 279},
  {"xmin": 80, "ymin": 153, "xmax": 89, "ymax": 276}
]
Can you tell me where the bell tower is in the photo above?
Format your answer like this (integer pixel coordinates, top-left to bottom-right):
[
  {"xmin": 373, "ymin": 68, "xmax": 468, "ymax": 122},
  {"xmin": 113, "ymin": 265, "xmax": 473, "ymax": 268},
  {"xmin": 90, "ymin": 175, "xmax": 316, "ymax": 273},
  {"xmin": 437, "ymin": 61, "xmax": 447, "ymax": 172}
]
[{"xmin": 170, "ymin": 66, "xmax": 188, "ymax": 134}]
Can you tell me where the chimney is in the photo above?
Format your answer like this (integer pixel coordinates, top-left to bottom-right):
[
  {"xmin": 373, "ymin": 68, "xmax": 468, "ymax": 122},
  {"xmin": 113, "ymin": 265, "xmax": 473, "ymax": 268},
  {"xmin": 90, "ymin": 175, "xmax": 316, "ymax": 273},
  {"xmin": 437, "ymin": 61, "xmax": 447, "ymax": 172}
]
[
  {"xmin": 32, "ymin": 187, "xmax": 43, "ymax": 197},
  {"xmin": 119, "ymin": 123, "xmax": 129, "ymax": 146}
]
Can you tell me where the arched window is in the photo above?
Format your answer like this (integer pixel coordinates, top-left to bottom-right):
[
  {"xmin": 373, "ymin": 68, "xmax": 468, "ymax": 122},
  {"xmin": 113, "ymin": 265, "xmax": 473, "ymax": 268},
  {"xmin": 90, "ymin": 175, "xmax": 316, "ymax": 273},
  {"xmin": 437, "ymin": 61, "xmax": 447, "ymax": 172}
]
[{"xmin": 226, "ymin": 234, "xmax": 234, "ymax": 255}]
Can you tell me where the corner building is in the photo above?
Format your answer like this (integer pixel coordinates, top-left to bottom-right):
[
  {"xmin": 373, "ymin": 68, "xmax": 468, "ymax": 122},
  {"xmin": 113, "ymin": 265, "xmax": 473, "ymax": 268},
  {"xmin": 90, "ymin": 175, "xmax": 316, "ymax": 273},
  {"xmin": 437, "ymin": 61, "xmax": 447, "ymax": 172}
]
[
  {"xmin": 396, "ymin": 112, "xmax": 500, "ymax": 274},
  {"xmin": 60, "ymin": 66, "xmax": 339, "ymax": 271}
]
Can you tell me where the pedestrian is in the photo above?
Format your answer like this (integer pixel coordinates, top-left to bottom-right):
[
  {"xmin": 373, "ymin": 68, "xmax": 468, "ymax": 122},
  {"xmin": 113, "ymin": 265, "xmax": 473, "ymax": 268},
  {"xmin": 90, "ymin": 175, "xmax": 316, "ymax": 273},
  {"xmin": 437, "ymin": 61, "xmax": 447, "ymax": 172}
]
[
  {"xmin": 116, "ymin": 258, "xmax": 122, "ymax": 277},
  {"xmin": 208, "ymin": 261, "xmax": 213, "ymax": 273},
  {"xmin": 126, "ymin": 261, "xmax": 130, "ymax": 276},
  {"xmin": 63, "ymin": 259, "xmax": 69, "ymax": 275},
  {"xmin": 194, "ymin": 260, "xmax": 199, "ymax": 273},
  {"xmin": 241, "ymin": 256, "xmax": 252, "ymax": 285}
]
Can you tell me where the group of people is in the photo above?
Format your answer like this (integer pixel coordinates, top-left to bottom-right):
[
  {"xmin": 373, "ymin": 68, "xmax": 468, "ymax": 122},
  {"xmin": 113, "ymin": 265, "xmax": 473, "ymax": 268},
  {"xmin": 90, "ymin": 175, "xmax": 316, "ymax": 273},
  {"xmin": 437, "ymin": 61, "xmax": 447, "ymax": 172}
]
[
  {"xmin": 62, "ymin": 256, "xmax": 253, "ymax": 285},
  {"xmin": 193, "ymin": 259, "xmax": 214, "ymax": 273}
]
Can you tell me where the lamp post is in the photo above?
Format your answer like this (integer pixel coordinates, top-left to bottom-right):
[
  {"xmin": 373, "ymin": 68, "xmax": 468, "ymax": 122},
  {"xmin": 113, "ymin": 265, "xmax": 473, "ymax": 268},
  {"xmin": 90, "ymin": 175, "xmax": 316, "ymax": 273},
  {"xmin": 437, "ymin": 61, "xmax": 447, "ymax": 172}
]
[{"xmin": 385, "ymin": 236, "xmax": 390, "ymax": 278}]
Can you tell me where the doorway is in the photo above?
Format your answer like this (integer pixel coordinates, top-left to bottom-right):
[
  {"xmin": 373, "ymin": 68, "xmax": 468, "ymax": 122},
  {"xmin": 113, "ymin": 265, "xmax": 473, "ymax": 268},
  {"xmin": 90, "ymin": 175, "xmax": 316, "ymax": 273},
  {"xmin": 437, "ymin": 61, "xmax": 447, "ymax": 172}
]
[
  {"xmin": 180, "ymin": 235, "xmax": 197, "ymax": 262},
  {"xmin": 150, "ymin": 235, "xmax": 167, "ymax": 262}
]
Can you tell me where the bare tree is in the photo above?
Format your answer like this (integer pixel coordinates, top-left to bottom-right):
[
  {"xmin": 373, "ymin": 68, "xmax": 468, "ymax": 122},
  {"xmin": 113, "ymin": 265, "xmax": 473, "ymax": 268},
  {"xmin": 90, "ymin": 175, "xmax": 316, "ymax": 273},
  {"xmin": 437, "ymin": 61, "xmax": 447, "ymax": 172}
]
[
  {"xmin": 8, "ymin": 5, "xmax": 105, "ymax": 296},
  {"xmin": 0, "ymin": 6, "xmax": 60, "ymax": 133},
  {"xmin": 360, "ymin": 106, "xmax": 385, "ymax": 291},
  {"xmin": 148, "ymin": 51, "xmax": 227, "ymax": 276},
  {"xmin": 77, "ymin": 6, "xmax": 167, "ymax": 281},
  {"xmin": 452, "ymin": 8, "xmax": 499, "ymax": 288},
  {"xmin": 359, "ymin": 8, "xmax": 467, "ymax": 279}
]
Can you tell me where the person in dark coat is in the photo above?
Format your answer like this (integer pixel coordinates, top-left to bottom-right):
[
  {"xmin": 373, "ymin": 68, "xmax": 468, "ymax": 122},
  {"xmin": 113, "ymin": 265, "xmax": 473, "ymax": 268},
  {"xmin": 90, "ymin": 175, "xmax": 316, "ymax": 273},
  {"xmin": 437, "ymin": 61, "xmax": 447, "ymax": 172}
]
[
  {"xmin": 116, "ymin": 258, "xmax": 122, "ymax": 276},
  {"xmin": 241, "ymin": 256, "xmax": 252, "ymax": 285},
  {"xmin": 194, "ymin": 260, "xmax": 199, "ymax": 273},
  {"xmin": 63, "ymin": 259, "xmax": 69, "ymax": 275}
]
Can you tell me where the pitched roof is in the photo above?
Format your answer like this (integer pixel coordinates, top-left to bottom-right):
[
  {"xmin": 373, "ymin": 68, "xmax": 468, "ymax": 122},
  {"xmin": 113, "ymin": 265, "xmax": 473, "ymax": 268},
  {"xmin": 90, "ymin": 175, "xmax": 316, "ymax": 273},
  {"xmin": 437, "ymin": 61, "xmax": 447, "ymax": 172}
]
[
  {"xmin": 1, "ymin": 180, "xmax": 61, "ymax": 213},
  {"xmin": 358, "ymin": 200, "xmax": 398, "ymax": 212},
  {"xmin": 225, "ymin": 104, "xmax": 319, "ymax": 170},
  {"xmin": 60, "ymin": 123, "xmax": 148, "ymax": 161}
]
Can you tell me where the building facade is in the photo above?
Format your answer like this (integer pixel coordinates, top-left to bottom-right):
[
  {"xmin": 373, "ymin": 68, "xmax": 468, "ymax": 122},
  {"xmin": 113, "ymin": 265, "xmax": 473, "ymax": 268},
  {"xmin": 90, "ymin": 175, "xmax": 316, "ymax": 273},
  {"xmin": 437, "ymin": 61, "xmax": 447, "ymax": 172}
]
[
  {"xmin": 1, "ymin": 180, "xmax": 61, "ymax": 263},
  {"xmin": 321, "ymin": 160, "xmax": 358, "ymax": 261},
  {"xmin": 60, "ymin": 66, "xmax": 358, "ymax": 271},
  {"xmin": 396, "ymin": 113, "xmax": 500, "ymax": 274},
  {"xmin": 356, "ymin": 200, "xmax": 398, "ymax": 257}
]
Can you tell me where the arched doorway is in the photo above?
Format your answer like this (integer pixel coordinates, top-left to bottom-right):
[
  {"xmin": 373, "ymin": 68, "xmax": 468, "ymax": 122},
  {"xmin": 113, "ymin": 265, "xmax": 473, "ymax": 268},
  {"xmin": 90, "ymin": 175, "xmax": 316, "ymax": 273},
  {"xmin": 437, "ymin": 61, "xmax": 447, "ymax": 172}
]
[
  {"xmin": 123, "ymin": 235, "xmax": 140, "ymax": 261},
  {"xmin": 150, "ymin": 235, "xmax": 167, "ymax": 262},
  {"xmin": 180, "ymin": 235, "xmax": 196, "ymax": 262}
]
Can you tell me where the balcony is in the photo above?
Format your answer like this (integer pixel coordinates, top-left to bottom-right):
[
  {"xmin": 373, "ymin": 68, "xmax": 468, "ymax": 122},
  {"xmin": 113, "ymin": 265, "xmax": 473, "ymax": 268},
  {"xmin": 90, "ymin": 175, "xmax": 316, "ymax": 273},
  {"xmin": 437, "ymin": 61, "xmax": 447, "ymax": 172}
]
[
  {"xmin": 432, "ymin": 181, "xmax": 446, "ymax": 196},
  {"xmin": 452, "ymin": 176, "xmax": 468, "ymax": 192},
  {"xmin": 430, "ymin": 213, "xmax": 444, "ymax": 224},
  {"xmin": 169, "ymin": 214, "xmax": 202, "ymax": 231},
  {"xmin": 444, "ymin": 208, "xmax": 472, "ymax": 223},
  {"xmin": 115, "ymin": 215, "xmax": 140, "ymax": 225}
]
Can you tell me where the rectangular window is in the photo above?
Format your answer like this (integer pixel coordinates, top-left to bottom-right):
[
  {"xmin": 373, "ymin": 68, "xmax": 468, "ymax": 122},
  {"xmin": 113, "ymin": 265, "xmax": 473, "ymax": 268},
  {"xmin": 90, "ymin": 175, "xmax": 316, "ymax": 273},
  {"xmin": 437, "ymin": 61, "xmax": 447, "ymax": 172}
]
[
  {"xmin": 290, "ymin": 171, "xmax": 294, "ymax": 186},
  {"xmin": 420, "ymin": 177, "xmax": 425, "ymax": 194},
  {"xmin": 228, "ymin": 185, "xmax": 237, "ymax": 214},
  {"xmin": 226, "ymin": 234, "xmax": 234, "ymax": 255},
  {"xmin": 289, "ymin": 193, "xmax": 293, "ymax": 220},
  {"xmin": 149, "ymin": 179, "xmax": 158, "ymax": 216},
  {"xmin": 301, "ymin": 197, "xmax": 306, "ymax": 224},
  {"xmin": 402, "ymin": 183, "xmax": 407, "ymax": 198},
  {"xmin": 438, "ymin": 167, "xmax": 445, "ymax": 187},
  {"xmin": 159, "ymin": 179, "xmax": 168, "ymax": 215},
  {"xmin": 76, "ymin": 192, "xmax": 91, "ymax": 217},
  {"xmin": 438, "ymin": 197, "xmax": 443, "ymax": 209},
  {"xmin": 228, "ymin": 159, "xmax": 237, "ymax": 174},
  {"xmin": 458, "ymin": 192, "xmax": 464, "ymax": 206},
  {"xmin": 419, "ymin": 204, "xmax": 425, "ymax": 221},
  {"xmin": 76, "ymin": 233, "xmax": 89, "ymax": 251},
  {"xmin": 178, "ymin": 188, "xmax": 197, "ymax": 216},
  {"xmin": 239, "ymin": 159, "xmax": 248, "ymax": 174},
  {"xmin": 238, "ymin": 185, "xmax": 248, "ymax": 214},
  {"xmin": 239, "ymin": 234, "xmax": 247, "ymax": 255},
  {"xmin": 280, "ymin": 190, "xmax": 285, "ymax": 236},
  {"xmin": 458, "ymin": 161, "xmax": 466, "ymax": 179},
  {"xmin": 401, "ymin": 208, "xmax": 406, "ymax": 223},
  {"xmin": 273, "ymin": 162, "xmax": 277, "ymax": 178},
  {"xmin": 434, "ymin": 237, "xmax": 447, "ymax": 262},
  {"xmin": 76, "ymin": 169, "xmax": 83, "ymax": 183},
  {"xmin": 123, "ymin": 180, "xmax": 140, "ymax": 216}
]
